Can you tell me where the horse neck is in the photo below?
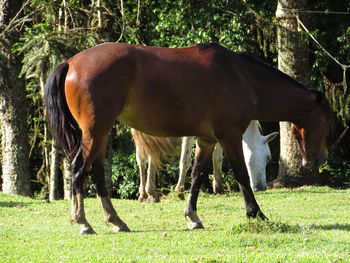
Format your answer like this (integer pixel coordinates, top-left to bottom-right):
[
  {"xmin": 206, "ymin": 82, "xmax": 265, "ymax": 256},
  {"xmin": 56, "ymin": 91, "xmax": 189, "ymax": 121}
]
[
  {"xmin": 237, "ymin": 55, "xmax": 317, "ymax": 124},
  {"xmin": 255, "ymin": 82, "xmax": 317, "ymax": 124}
]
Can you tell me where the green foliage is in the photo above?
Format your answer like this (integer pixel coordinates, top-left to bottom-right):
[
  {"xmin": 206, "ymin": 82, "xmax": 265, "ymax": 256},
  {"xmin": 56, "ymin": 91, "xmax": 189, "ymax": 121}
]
[
  {"xmin": 158, "ymin": 155, "xmax": 185, "ymax": 192},
  {"xmin": 231, "ymin": 220, "xmax": 305, "ymax": 234},
  {"xmin": 15, "ymin": 24, "xmax": 99, "ymax": 83},
  {"xmin": 111, "ymin": 150, "xmax": 139, "ymax": 199},
  {"xmin": 320, "ymin": 157, "xmax": 350, "ymax": 188},
  {"xmin": 7, "ymin": 0, "xmax": 350, "ymax": 197},
  {"xmin": 135, "ymin": 0, "xmax": 275, "ymax": 59},
  {"xmin": 110, "ymin": 126, "xmax": 139, "ymax": 199},
  {"xmin": 309, "ymin": 2, "xmax": 350, "ymax": 125}
]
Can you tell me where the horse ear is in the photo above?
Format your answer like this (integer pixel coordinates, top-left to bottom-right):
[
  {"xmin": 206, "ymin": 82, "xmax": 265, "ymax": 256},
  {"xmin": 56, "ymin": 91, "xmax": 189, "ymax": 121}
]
[{"xmin": 264, "ymin": 132, "xmax": 279, "ymax": 144}]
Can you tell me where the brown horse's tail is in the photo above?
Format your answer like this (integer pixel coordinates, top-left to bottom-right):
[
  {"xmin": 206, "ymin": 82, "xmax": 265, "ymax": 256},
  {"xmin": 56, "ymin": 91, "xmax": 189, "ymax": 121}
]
[
  {"xmin": 44, "ymin": 61, "xmax": 81, "ymax": 162},
  {"xmin": 131, "ymin": 129, "xmax": 176, "ymax": 168}
]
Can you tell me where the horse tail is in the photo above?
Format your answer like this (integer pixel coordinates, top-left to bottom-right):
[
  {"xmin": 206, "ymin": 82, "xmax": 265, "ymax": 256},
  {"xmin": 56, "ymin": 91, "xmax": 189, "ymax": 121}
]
[
  {"xmin": 44, "ymin": 61, "xmax": 81, "ymax": 162},
  {"xmin": 131, "ymin": 129, "xmax": 176, "ymax": 168}
]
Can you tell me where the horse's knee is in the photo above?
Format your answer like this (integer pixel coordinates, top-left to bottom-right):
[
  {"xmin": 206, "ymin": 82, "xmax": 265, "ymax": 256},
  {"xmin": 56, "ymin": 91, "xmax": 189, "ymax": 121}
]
[
  {"xmin": 72, "ymin": 168, "xmax": 87, "ymax": 193},
  {"xmin": 70, "ymin": 147, "xmax": 86, "ymax": 192},
  {"xmin": 92, "ymin": 162, "xmax": 108, "ymax": 197}
]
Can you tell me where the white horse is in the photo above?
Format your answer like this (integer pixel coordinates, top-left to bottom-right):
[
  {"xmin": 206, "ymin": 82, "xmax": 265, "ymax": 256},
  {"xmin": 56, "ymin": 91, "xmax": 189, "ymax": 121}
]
[{"xmin": 132, "ymin": 121, "xmax": 278, "ymax": 202}]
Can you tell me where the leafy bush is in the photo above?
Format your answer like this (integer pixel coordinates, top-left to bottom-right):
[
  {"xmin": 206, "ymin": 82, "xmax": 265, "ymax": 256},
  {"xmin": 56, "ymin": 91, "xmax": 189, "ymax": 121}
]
[
  {"xmin": 157, "ymin": 155, "xmax": 183, "ymax": 194},
  {"xmin": 110, "ymin": 126, "xmax": 139, "ymax": 199},
  {"xmin": 230, "ymin": 220, "xmax": 305, "ymax": 234},
  {"xmin": 111, "ymin": 151, "xmax": 139, "ymax": 199},
  {"xmin": 320, "ymin": 157, "xmax": 350, "ymax": 188}
]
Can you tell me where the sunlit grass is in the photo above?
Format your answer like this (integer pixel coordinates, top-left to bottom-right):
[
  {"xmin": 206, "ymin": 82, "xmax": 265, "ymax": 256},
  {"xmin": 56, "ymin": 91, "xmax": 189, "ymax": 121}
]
[{"xmin": 0, "ymin": 187, "xmax": 349, "ymax": 262}]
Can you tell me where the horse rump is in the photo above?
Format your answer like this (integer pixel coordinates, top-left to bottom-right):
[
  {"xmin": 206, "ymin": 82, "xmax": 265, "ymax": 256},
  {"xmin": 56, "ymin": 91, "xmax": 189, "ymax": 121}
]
[{"xmin": 44, "ymin": 61, "xmax": 82, "ymax": 162}]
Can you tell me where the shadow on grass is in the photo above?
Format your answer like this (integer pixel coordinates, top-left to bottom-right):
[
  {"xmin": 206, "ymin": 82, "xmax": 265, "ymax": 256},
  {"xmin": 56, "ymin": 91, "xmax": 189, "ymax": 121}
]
[
  {"xmin": 104, "ymin": 227, "xmax": 225, "ymax": 235},
  {"xmin": 256, "ymin": 188, "xmax": 346, "ymax": 196},
  {"xmin": 310, "ymin": 224, "xmax": 350, "ymax": 231},
  {"xmin": 0, "ymin": 201, "xmax": 34, "ymax": 208},
  {"xmin": 229, "ymin": 220, "xmax": 350, "ymax": 234}
]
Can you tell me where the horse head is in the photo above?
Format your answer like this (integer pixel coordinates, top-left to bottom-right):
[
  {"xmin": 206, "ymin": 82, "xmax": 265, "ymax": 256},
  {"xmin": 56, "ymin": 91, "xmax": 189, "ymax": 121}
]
[
  {"xmin": 291, "ymin": 92, "xmax": 333, "ymax": 169},
  {"xmin": 243, "ymin": 127, "xmax": 278, "ymax": 192}
]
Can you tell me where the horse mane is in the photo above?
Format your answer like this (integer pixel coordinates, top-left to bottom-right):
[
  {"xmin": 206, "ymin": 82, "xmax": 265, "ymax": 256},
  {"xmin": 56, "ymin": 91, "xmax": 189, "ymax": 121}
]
[
  {"xmin": 315, "ymin": 91, "xmax": 333, "ymax": 114},
  {"xmin": 236, "ymin": 52, "xmax": 310, "ymax": 92},
  {"xmin": 314, "ymin": 90, "xmax": 336, "ymax": 134},
  {"xmin": 197, "ymin": 43, "xmax": 335, "ymax": 129},
  {"xmin": 236, "ymin": 52, "xmax": 335, "ymax": 123},
  {"xmin": 197, "ymin": 43, "xmax": 231, "ymax": 53},
  {"xmin": 197, "ymin": 44, "xmax": 304, "ymax": 92},
  {"xmin": 196, "ymin": 43, "xmax": 237, "ymax": 70}
]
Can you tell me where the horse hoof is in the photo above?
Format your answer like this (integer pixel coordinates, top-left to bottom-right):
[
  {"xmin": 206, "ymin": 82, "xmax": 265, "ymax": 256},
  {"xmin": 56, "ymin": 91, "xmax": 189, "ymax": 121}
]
[
  {"xmin": 188, "ymin": 222, "xmax": 205, "ymax": 230},
  {"xmin": 147, "ymin": 196, "xmax": 160, "ymax": 203},
  {"xmin": 257, "ymin": 211, "xmax": 268, "ymax": 221},
  {"xmin": 80, "ymin": 228, "xmax": 97, "ymax": 235},
  {"xmin": 177, "ymin": 193, "xmax": 185, "ymax": 200},
  {"xmin": 213, "ymin": 187, "xmax": 224, "ymax": 195},
  {"xmin": 113, "ymin": 224, "xmax": 131, "ymax": 232},
  {"xmin": 247, "ymin": 210, "xmax": 268, "ymax": 221},
  {"xmin": 138, "ymin": 196, "xmax": 147, "ymax": 202}
]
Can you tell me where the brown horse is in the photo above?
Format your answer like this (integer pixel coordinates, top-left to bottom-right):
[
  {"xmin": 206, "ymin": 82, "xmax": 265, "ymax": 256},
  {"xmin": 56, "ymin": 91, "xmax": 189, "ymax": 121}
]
[{"xmin": 44, "ymin": 43, "xmax": 332, "ymax": 234}]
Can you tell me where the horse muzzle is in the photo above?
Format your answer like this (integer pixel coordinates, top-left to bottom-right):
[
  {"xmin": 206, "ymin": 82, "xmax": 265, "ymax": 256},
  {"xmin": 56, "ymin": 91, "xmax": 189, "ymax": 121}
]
[
  {"xmin": 302, "ymin": 151, "xmax": 328, "ymax": 169},
  {"xmin": 253, "ymin": 185, "xmax": 267, "ymax": 192}
]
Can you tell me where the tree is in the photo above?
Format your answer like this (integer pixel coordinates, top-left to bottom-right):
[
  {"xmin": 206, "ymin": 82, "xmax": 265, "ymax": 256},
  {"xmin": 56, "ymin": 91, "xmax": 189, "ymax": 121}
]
[
  {"xmin": 274, "ymin": 0, "xmax": 319, "ymax": 186},
  {"xmin": 16, "ymin": 0, "xmax": 100, "ymax": 199},
  {"xmin": 3, "ymin": 0, "xmax": 348, "ymax": 198},
  {"xmin": 0, "ymin": 0, "xmax": 31, "ymax": 196},
  {"xmin": 63, "ymin": 158, "xmax": 72, "ymax": 200},
  {"xmin": 49, "ymin": 142, "xmax": 59, "ymax": 201}
]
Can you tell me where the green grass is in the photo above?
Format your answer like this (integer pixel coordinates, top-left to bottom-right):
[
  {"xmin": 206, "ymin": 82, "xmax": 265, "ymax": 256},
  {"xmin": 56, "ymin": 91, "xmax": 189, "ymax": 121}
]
[{"xmin": 0, "ymin": 187, "xmax": 349, "ymax": 262}]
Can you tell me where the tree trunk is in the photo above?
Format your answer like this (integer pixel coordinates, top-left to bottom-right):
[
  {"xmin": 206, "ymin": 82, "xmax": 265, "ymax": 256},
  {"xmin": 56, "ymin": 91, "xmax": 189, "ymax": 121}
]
[
  {"xmin": 63, "ymin": 158, "xmax": 72, "ymax": 200},
  {"xmin": 0, "ymin": 0, "xmax": 31, "ymax": 196},
  {"xmin": 275, "ymin": 0, "xmax": 318, "ymax": 187},
  {"xmin": 49, "ymin": 141, "xmax": 59, "ymax": 201}
]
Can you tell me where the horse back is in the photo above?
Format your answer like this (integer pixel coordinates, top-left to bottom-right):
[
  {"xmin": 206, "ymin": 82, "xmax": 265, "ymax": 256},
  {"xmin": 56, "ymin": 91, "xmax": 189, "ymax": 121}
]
[{"xmin": 65, "ymin": 43, "xmax": 252, "ymax": 139}]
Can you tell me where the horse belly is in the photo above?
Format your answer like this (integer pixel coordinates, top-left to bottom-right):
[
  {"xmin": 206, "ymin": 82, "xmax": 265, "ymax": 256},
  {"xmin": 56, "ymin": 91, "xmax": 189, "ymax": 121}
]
[{"xmin": 117, "ymin": 101, "xmax": 206, "ymax": 137}]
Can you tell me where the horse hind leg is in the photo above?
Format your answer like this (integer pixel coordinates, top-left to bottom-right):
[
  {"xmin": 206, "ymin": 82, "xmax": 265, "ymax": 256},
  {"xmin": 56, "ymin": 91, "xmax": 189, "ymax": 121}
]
[
  {"xmin": 70, "ymin": 146, "xmax": 96, "ymax": 234},
  {"xmin": 175, "ymin": 137, "xmax": 193, "ymax": 200},
  {"xmin": 145, "ymin": 156, "xmax": 160, "ymax": 202},
  {"xmin": 71, "ymin": 128, "xmax": 130, "ymax": 234},
  {"xmin": 91, "ymin": 139, "xmax": 130, "ymax": 232},
  {"xmin": 212, "ymin": 144, "xmax": 224, "ymax": 194},
  {"xmin": 136, "ymin": 146, "xmax": 148, "ymax": 202}
]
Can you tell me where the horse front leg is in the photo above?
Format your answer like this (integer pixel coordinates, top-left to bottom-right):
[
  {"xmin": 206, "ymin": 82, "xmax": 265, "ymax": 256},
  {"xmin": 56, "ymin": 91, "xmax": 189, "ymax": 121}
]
[
  {"xmin": 212, "ymin": 144, "xmax": 224, "ymax": 194},
  {"xmin": 219, "ymin": 135, "xmax": 267, "ymax": 220},
  {"xmin": 184, "ymin": 138, "xmax": 215, "ymax": 230}
]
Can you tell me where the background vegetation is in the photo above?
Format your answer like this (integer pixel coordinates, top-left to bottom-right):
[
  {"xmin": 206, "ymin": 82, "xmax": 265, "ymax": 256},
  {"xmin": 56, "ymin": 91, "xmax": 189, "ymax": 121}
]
[{"xmin": 0, "ymin": 0, "xmax": 349, "ymax": 198}]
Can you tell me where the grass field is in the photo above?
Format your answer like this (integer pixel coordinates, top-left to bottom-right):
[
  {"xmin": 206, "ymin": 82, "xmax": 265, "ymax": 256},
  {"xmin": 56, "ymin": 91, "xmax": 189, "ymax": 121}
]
[{"xmin": 0, "ymin": 187, "xmax": 349, "ymax": 262}]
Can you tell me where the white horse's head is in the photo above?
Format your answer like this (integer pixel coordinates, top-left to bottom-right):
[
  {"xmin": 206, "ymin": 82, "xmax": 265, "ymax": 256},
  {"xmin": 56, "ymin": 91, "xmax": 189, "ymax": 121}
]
[{"xmin": 242, "ymin": 121, "xmax": 278, "ymax": 192}]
